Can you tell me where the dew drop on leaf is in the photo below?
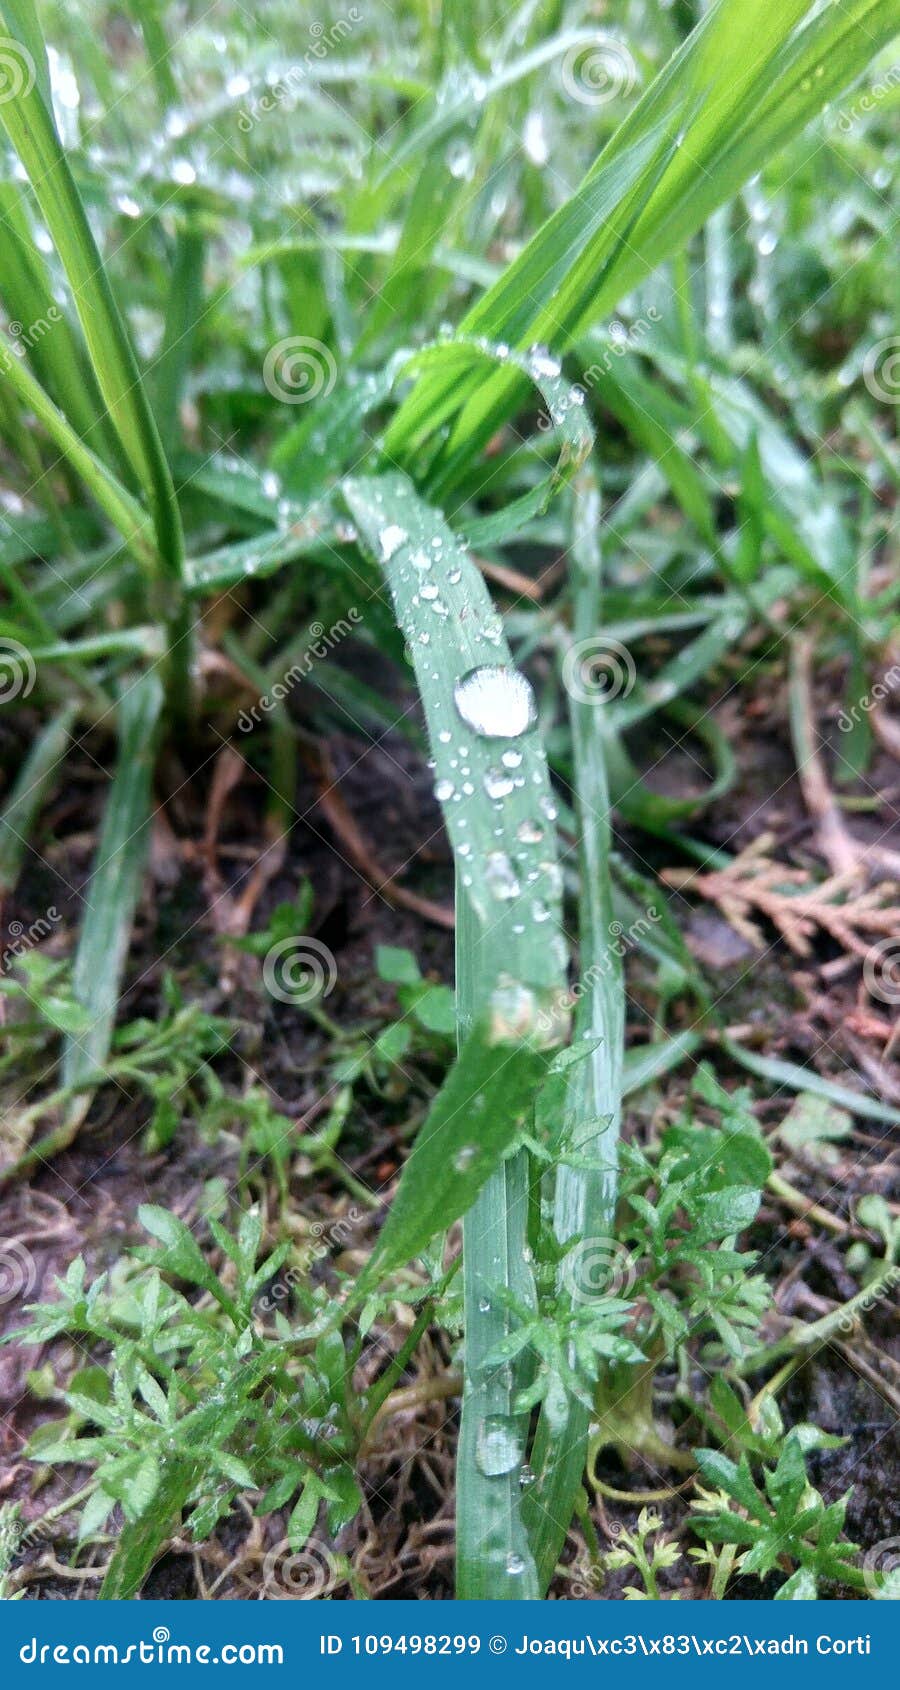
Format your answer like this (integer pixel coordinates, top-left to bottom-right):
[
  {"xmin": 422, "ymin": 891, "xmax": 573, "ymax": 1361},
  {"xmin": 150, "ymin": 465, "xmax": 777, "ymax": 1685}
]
[{"xmin": 453, "ymin": 665, "xmax": 537, "ymax": 739}]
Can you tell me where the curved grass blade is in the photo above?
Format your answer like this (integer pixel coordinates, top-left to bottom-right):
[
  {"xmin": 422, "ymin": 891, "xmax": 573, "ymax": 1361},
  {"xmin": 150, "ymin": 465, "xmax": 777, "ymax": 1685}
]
[{"xmin": 344, "ymin": 469, "xmax": 569, "ymax": 1600}]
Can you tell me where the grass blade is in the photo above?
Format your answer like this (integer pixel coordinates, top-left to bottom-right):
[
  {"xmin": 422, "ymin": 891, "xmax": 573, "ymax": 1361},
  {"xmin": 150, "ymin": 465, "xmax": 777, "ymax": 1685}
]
[
  {"xmin": 524, "ymin": 469, "xmax": 624, "ymax": 1588},
  {"xmin": 345, "ymin": 470, "xmax": 569, "ymax": 1598},
  {"xmin": 61, "ymin": 673, "xmax": 163, "ymax": 1121}
]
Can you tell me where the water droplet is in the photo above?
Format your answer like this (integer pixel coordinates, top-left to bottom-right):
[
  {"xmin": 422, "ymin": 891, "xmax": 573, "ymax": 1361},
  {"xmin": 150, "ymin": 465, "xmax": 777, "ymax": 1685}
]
[
  {"xmin": 506, "ymin": 1551, "xmax": 526, "ymax": 1575},
  {"xmin": 446, "ymin": 138, "xmax": 474, "ymax": 180},
  {"xmin": 477, "ymin": 1296, "xmax": 491, "ymax": 1314},
  {"xmin": 454, "ymin": 1145, "xmax": 477, "ymax": 1172},
  {"xmin": 485, "ymin": 852, "xmax": 521, "ymax": 901},
  {"xmin": 484, "ymin": 767, "xmax": 515, "ymax": 800},
  {"xmin": 453, "ymin": 666, "xmax": 537, "ymax": 739},
  {"xmin": 539, "ymin": 793, "xmax": 558, "ymax": 821},
  {"xmin": 501, "ymin": 748, "xmax": 523, "ymax": 769},
  {"xmin": 476, "ymin": 1415, "xmax": 522, "ymax": 1476},
  {"xmin": 379, "ymin": 524, "xmax": 408, "ymax": 561},
  {"xmin": 517, "ymin": 818, "xmax": 544, "ymax": 844},
  {"xmin": 172, "ymin": 159, "xmax": 196, "ymax": 186},
  {"xmin": 437, "ymin": 728, "xmax": 452, "ymax": 744},
  {"xmin": 519, "ymin": 1464, "xmax": 535, "ymax": 1489},
  {"xmin": 434, "ymin": 778, "xmax": 454, "ymax": 802},
  {"xmin": 757, "ymin": 230, "xmax": 777, "ymax": 257}
]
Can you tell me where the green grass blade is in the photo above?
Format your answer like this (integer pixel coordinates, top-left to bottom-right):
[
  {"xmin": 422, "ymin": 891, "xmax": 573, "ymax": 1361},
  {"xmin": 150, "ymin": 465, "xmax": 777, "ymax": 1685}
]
[
  {"xmin": 523, "ymin": 469, "xmax": 625, "ymax": 1589},
  {"xmin": 0, "ymin": 701, "xmax": 76, "ymax": 896},
  {"xmin": 345, "ymin": 469, "xmax": 569, "ymax": 1600},
  {"xmin": 0, "ymin": 350, "xmax": 158, "ymax": 573},
  {"xmin": 61, "ymin": 673, "xmax": 163, "ymax": 1120},
  {"xmin": 385, "ymin": 0, "xmax": 898, "ymax": 480},
  {"xmin": 0, "ymin": 8, "xmax": 184, "ymax": 587}
]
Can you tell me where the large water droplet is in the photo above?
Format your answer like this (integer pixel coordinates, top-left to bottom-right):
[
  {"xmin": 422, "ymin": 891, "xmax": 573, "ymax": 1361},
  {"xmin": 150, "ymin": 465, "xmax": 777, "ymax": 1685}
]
[
  {"xmin": 476, "ymin": 1415, "xmax": 523, "ymax": 1476},
  {"xmin": 506, "ymin": 1551, "xmax": 526, "ymax": 1575},
  {"xmin": 453, "ymin": 666, "xmax": 537, "ymax": 739},
  {"xmin": 379, "ymin": 524, "xmax": 408, "ymax": 561}
]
